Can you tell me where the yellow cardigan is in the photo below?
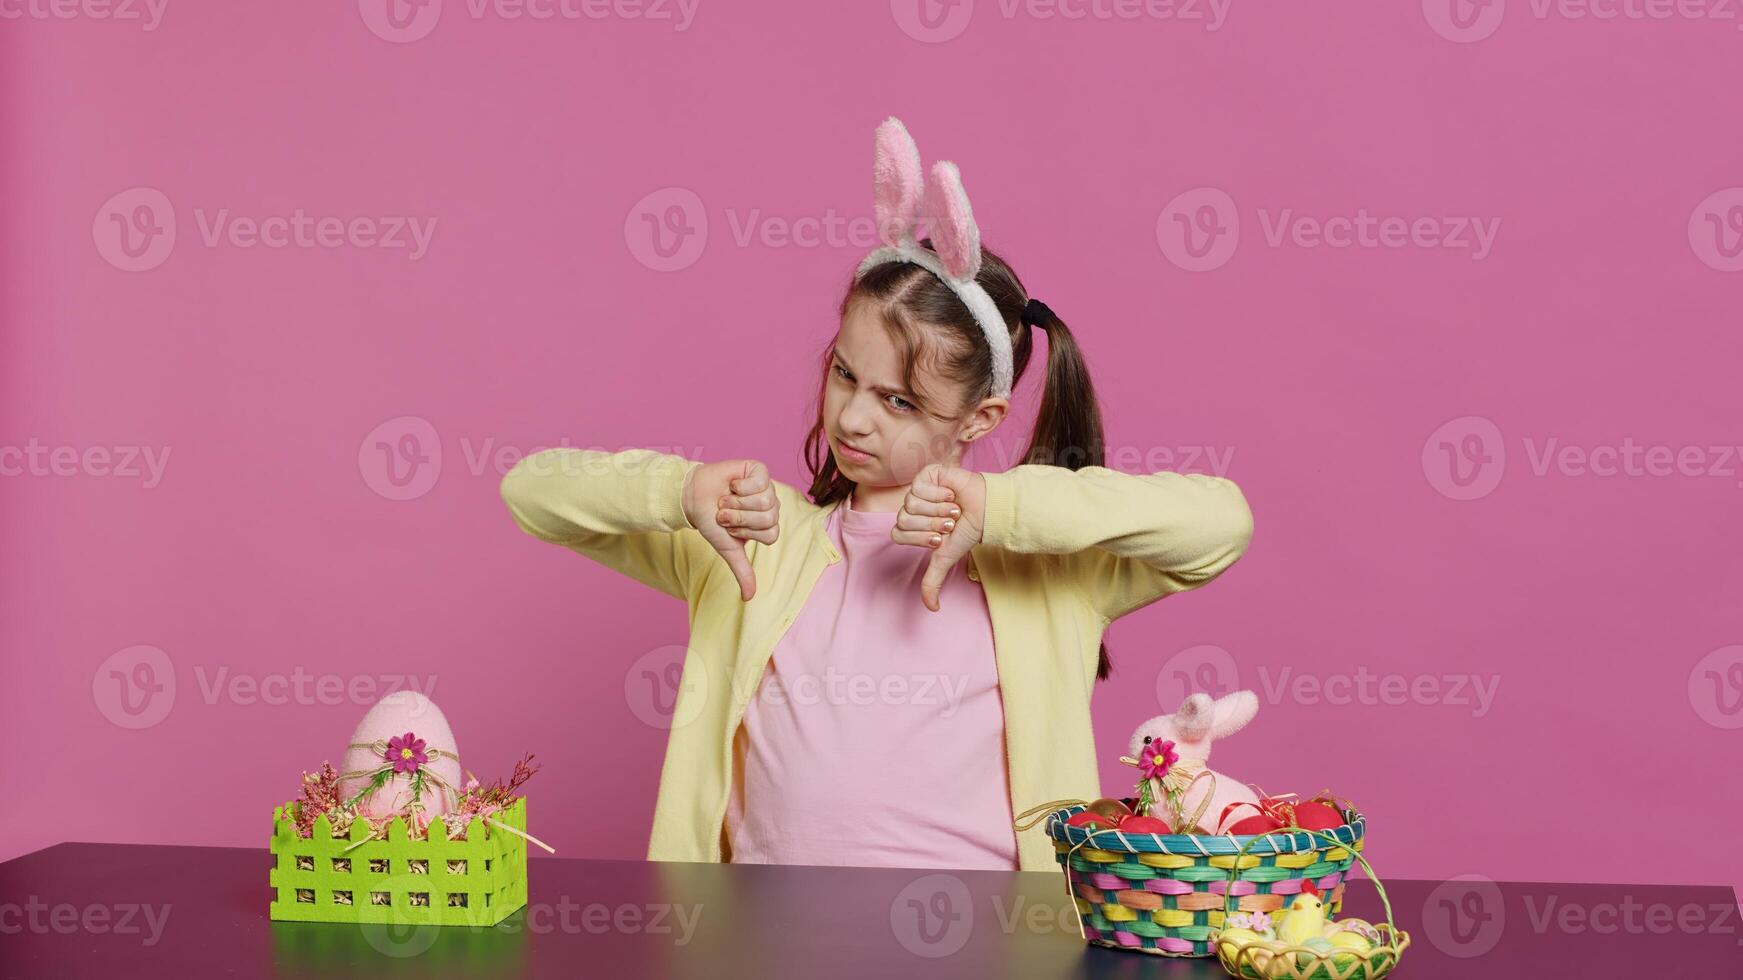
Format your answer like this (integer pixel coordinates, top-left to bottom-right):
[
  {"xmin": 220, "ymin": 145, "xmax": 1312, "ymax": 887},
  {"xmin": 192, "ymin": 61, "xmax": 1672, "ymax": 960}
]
[{"xmin": 498, "ymin": 447, "xmax": 1254, "ymax": 871}]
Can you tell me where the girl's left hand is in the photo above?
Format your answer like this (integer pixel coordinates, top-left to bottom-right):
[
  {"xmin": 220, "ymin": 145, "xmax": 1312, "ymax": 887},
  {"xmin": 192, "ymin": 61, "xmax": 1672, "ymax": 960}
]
[{"xmin": 893, "ymin": 463, "xmax": 987, "ymax": 612}]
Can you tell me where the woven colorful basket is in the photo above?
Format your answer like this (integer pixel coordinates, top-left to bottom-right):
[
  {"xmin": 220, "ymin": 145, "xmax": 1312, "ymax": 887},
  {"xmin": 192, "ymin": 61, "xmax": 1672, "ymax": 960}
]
[
  {"xmin": 1041, "ymin": 803, "xmax": 1367, "ymax": 957},
  {"xmin": 1211, "ymin": 826, "xmax": 1409, "ymax": 979}
]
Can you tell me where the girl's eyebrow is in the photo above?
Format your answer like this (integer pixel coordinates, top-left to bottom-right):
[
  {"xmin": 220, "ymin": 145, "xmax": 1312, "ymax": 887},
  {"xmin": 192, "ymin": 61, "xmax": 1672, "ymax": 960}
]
[{"xmin": 833, "ymin": 350, "xmax": 916, "ymax": 400}]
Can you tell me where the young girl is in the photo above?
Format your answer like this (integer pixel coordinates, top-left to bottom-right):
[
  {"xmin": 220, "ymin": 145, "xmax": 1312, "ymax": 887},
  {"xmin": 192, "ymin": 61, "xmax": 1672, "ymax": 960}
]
[{"xmin": 498, "ymin": 118, "xmax": 1252, "ymax": 872}]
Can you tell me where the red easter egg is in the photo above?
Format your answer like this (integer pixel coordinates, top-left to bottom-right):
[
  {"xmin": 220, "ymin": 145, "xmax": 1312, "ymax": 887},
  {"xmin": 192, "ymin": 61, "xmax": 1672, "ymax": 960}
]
[
  {"xmin": 1117, "ymin": 814, "xmax": 1172, "ymax": 834},
  {"xmin": 1067, "ymin": 810, "xmax": 1117, "ymax": 831},
  {"xmin": 1226, "ymin": 814, "xmax": 1284, "ymax": 835},
  {"xmin": 1293, "ymin": 801, "xmax": 1344, "ymax": 831}
]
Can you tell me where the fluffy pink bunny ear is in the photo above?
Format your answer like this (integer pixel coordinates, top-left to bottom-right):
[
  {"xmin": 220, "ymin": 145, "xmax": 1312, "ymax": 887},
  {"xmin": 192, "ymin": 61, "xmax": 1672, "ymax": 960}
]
[
  {"xmin": 920, "ymin": 159, "xmax": 981, "ymax": 281},
  {"xmin": 873, "ymin": 117, "xmax": 924, "ymax": 248}
]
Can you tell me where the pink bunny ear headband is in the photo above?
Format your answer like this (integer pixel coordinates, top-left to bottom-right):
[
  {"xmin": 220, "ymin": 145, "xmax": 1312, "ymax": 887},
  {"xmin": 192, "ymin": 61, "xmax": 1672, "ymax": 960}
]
[{"xmin": 856, "ymin": 116, "xmax": 1052, "ymax": 400}]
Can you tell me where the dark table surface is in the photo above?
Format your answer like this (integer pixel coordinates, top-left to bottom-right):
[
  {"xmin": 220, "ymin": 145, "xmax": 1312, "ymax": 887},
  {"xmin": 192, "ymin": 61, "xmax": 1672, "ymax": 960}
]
[{"xmin": 1, "ymin": 843, "xmax": 1738, "ymax": 978}]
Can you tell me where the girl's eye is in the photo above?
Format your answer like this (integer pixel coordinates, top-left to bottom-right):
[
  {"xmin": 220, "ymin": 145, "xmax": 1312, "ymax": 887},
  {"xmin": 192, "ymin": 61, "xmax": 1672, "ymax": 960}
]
[
  {"xmin": 886, "ymin": 395, "xmax": 914, "ymax": 413},
  {"xmin": 833, "ymin": 364, "xmax": 851, "ymax": 381}
]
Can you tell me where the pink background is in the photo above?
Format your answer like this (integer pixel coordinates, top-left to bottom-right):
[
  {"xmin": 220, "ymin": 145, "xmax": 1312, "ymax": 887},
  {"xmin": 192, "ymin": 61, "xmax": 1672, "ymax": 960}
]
[{"xmin": 3, "ymin": 0, "xmax": 1740, "ymax": 908}]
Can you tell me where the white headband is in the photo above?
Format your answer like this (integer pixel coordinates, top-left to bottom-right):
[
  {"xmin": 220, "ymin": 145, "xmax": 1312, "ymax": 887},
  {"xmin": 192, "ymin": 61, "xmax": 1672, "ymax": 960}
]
[{"xmin": 854, "ymin": 117, "xmax": 1014, "ymax": 399}]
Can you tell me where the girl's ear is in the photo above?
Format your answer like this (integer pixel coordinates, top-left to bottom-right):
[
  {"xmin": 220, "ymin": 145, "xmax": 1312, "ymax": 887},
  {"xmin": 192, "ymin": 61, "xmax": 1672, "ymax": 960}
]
[
  {"xmin": 920, "ymin": 160, "xmax": 982, "ymax": 281},
  {"xmin": 1210, "ymin": 691, "xmax": 1259, "ymax": 739},
  {"xmin": 873, "ymin": 117, "xmax": 924, "ymax": 248}
]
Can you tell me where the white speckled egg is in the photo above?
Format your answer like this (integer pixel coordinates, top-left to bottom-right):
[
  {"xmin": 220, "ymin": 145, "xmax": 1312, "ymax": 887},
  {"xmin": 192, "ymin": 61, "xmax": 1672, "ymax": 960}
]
[{"xmin": 339, "ymin": 691, "xmax": 464, "ymax": 817}]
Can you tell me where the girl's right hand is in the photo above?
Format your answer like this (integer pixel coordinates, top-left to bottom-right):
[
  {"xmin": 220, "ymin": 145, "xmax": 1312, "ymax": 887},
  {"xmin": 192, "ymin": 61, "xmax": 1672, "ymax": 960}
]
[{"xmin": 680, "ymin": 459, "xmax": 780, "ymax": 601}]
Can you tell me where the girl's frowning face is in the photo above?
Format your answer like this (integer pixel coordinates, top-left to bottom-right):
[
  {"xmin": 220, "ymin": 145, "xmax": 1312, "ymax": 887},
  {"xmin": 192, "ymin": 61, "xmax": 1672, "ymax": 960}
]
[{"xmin": 823, "ymin": 302, "xmax": 1006, "ymax": 490}]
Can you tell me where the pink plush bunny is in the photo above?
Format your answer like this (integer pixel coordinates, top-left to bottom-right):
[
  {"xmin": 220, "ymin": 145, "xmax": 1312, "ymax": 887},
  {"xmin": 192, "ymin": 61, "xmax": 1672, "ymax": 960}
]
[{"xmin": 1119, "ymin": 691, "xmax": 1260, "ymax": 834}]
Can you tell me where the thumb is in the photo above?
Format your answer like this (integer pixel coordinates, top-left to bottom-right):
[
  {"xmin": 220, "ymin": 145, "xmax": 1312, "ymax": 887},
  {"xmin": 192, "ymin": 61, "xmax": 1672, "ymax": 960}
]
[
  {"xmin": 718, "ymin": 533, "xmax": 756, "ymax": 601},
  {"xmin": 920, "ymin": 548, "xmax": 953, "ymax": 612}
]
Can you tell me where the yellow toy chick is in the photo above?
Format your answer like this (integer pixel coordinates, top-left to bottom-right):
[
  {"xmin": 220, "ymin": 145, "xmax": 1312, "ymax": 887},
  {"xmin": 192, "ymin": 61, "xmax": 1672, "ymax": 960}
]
[{"xmin": 1276, "ymin": 881, "xmax": 1329, "ymax": 945}]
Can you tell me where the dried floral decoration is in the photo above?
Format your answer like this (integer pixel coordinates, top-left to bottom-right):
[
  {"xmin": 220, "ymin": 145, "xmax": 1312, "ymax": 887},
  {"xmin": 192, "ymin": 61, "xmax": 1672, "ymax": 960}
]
[{"xmin": 294, "ymin": 752, "xmax": 547, "ymax": 850}]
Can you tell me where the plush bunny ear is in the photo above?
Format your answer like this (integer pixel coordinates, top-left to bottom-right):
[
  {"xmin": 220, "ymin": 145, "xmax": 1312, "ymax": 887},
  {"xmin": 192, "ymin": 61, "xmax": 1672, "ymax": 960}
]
[
  {"xmin": 1210, "ymin": 691, "xmax": 1259, "ymax": 739},
  {"xmin": 920, "ymin": 160, "xmax": 981, "ymax": 281},
  {"xmin": 873, "ymin": 117, "xmax": 924, "ymax": 248}
]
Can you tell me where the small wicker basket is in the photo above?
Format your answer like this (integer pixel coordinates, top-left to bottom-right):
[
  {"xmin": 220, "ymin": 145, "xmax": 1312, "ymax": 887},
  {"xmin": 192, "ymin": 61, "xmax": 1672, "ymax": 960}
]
[
  {"xmin": 1210, "ymin": 826, "xmax": 1409, "ymax": 980},
  {"xmin": 1039, "ymin": 803, "xmax": 1367, "ymax": 957}
]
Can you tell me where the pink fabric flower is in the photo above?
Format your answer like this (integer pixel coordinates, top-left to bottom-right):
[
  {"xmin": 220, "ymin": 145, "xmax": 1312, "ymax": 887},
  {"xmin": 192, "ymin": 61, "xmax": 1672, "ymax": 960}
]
[
  {"xmin": 1138, "ymin": 738, "xmax": 1179, "ymax": 781},
  {"xmin": 386, "ymin": 732, "xmax": 428, "ymax": 775}
]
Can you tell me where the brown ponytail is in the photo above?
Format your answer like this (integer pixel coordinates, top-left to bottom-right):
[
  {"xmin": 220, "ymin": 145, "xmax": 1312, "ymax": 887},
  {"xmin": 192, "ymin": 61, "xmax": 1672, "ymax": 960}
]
[
  {"xmin": 808, "ymin": 239, "xmax": 1116, "ymax": 681},
  {"xmin": 1012, "ymin": 302, "xmax": 1114, "ymax": 680}
]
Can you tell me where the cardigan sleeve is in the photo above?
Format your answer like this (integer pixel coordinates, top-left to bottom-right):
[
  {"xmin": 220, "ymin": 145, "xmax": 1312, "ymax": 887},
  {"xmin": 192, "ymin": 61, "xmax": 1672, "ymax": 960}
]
[
  {"xmin": 498, "ymin": 447, "xmax": 712, "ymax": 601},
  {"xmin": 978, "ymin": 464, "xmax": 1253, "ymax": 623}
]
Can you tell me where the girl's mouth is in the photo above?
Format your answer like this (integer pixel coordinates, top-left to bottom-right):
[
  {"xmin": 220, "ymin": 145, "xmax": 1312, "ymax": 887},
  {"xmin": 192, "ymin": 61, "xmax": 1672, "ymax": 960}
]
[{"xmin": 834, "ymin": 438, "xmax": 875, "ymax": 463}]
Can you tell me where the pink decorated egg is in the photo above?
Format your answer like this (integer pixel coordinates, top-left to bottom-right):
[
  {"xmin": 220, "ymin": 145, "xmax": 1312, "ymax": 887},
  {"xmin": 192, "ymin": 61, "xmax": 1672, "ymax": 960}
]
[{"xmin": 339, "ymin": 691, "xmax": 464, "ymax": 818}]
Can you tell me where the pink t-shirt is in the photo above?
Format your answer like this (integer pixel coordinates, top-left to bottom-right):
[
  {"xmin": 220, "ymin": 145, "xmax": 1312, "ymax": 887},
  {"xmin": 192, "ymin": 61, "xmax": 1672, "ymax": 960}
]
[{"xmin": 723, "ymin": 492, "xmax": 1019, "ymax": 870}]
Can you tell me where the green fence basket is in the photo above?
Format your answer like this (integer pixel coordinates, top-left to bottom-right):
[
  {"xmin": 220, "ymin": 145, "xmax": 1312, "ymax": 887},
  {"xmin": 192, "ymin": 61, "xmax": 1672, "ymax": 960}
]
[{"xmin": 269, "ymin": 797, "xmax": 529, "ymax": 926}]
